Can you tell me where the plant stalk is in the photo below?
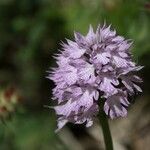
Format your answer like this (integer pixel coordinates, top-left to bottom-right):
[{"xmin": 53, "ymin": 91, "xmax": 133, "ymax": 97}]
[{"xmin": 99, "ymin": 101, "xmax": 113, "ymax": 150}]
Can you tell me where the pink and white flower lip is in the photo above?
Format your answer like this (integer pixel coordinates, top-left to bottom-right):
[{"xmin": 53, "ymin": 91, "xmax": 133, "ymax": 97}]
[{"xmin": 48, "ymin": 24, "xmax": 143, "ymax": 131}]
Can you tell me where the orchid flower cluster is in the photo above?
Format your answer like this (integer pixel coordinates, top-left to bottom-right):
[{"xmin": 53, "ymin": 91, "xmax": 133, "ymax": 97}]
[{"xmin": 48, "ymin": 24, "xmax": 143, "ymax": 131}]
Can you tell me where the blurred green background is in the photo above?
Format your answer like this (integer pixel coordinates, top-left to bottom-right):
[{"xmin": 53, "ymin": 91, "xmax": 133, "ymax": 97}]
[{"xmin": 0, "ymin": 0, "xmax": 150, "ymax": 150}]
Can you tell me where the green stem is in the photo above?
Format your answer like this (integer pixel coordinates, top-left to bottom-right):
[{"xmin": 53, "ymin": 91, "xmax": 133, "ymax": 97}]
[{"xmin": 99, "ymin": 101, "xmax": 113, "ymax": 150}]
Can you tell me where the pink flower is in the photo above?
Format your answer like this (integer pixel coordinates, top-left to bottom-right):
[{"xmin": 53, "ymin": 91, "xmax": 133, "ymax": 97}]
[{"xmin": 48, "ymin": 24, "xmax": 143, "ymax": 131}]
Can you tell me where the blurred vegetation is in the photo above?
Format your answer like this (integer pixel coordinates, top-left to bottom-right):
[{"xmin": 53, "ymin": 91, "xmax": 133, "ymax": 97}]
[{"xmin": 0, "ymin": 0, "xmax": 149, "ymax": 150}]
